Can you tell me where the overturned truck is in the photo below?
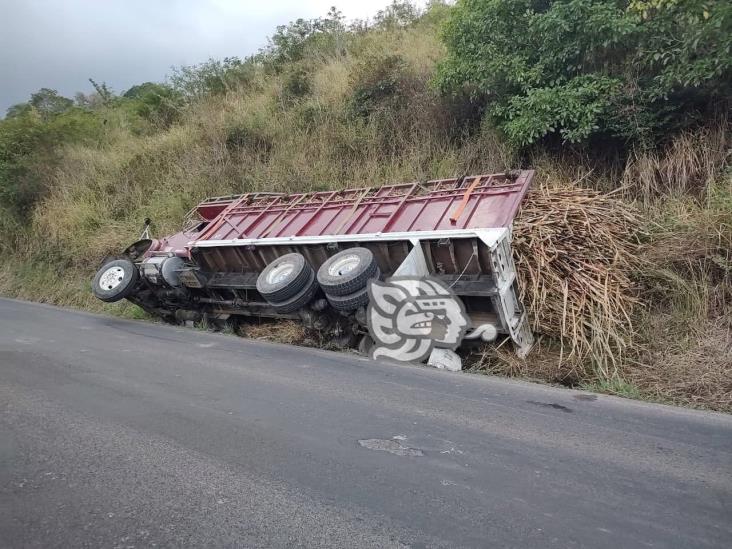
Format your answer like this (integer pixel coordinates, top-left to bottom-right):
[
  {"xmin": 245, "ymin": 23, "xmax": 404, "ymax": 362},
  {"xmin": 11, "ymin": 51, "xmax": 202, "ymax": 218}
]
[{"xmin": 92, "ymin": 171, "xmax": 535, "ymax": 357}]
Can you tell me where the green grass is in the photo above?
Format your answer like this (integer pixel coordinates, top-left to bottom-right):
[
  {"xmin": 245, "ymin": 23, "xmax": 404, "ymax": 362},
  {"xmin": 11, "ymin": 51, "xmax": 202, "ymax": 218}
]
[
  {"xmin": 115, "ymin": 303, "xmax": 151, "ymax": 320},
  {"xmin": 581, "ymin": 378, "xmax": 644, "ymax": 401},
  {"xmin": 0, "ymin": 258, "xmax": 148, "ymax": 320}
]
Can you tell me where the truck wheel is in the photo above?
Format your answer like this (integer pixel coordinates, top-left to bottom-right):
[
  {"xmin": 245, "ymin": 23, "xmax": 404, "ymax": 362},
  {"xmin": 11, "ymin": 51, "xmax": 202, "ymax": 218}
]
[
  {"xmin": 317, "ymin": 247, "xmax": 378, "ymax": 296},
  {"xmin": 257, "ymin": 253, "xmax": 313, "ymax": 303},
  {"xmin": 272, "ymin": 270, "xmax": 320, "ymax": 313},
  {"xmin": 326, "ymin": 285, "xmax": 370, "ymax": 312},
  {"xmin": 92, "ymin": 259, "xmax": 139, "ymax": 303}
]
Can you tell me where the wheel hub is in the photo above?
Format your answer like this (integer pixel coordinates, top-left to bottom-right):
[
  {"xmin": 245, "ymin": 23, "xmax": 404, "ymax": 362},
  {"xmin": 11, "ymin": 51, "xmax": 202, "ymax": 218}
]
[
  {"xmin": 268, "ymin": 263, "xmax": 295, "ymax": 285},
  {"xmin": 328, "ymin": 255, "xmax": 360, "ymax": 277},
  {"xmin": 99, "ymin": 266, "xmax": 125, "ymax": 291}
]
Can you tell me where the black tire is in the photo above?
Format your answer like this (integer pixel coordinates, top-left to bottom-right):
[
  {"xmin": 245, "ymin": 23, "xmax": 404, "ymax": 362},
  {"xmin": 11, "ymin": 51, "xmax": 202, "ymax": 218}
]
[
  {"xmin": 273, "ymin": 270, "xmax": 320, "ymax": 313},
  {"xmin": 257, "ymin": 253, "xmax": 312, "ymax": 303},
  {"xmin": 92, "ymin": 259, "xmax": 139, "ymax": 303},
  {"xmin": 327, "ymin": 285, "xmax": 370, "ymax": 312},
  {"xmin": 317, "ymin": 247, "xmax": 379, "ymax": 296}
]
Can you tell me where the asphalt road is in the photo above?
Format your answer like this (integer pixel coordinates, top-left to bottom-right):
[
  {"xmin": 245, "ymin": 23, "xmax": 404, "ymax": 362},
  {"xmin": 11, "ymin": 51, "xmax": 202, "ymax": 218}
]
[{"xmin": 0, "ymin": 297, "xmax": 730, "ymax": 548}]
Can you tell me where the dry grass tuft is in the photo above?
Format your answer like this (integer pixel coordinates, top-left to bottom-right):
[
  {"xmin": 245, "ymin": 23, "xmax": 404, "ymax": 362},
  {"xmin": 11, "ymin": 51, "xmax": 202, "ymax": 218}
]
[
  {"xmin": 465, "ymin": 338, "xmax": 566, "ymax": 382},
  {"xmin": 238, "ymin": 319, "xmax": 309, "ymax": 344},
  {"xmin": 629, "ymin": 315, "xmax": 732, "ymax": 412},
  {"xmin": 512, "ymin": 181, "xmax": 643, "ymax": 380},
  {"xmin": 237, "ymin": 318, "xmax": 358, "ymax": 351},
  {"xmin": 642, "ymin": 183, "xmax": 731, "ymax": 274},
  {"xmin": 625, "ymin": 177, "xmax": 732, "ymax": 410},
  {"xmin": 622, "ymin": 118, "xmax": 730, "ymax": 201}
]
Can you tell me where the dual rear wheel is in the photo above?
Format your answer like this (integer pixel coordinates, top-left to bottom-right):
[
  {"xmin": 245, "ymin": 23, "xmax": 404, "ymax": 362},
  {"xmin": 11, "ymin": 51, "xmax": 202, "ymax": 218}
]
[
  {"xmin": 256, "ymin": 247, "xmax": 380, "ymax": 313},
  {"xmin": 317, "ymin": 247, "xmax": 380, "ymax": 312},
  {"xmin": 256, "ymin": 253, "xmax": 320, "ymax": 313}
]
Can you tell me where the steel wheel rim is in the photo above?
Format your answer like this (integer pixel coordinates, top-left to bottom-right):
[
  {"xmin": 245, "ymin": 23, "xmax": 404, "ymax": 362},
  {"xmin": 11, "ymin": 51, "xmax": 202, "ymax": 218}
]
[
  {"xmin": 268, "ymin": 263, "xmax": 295, "ymax": 285},
  {"xmin": 328, "ymin": 255, "xmax": 360, "ymax": 277},
  {"xmin": 99, "ymin": 266, "xmax": 125, "ymax": 291}
]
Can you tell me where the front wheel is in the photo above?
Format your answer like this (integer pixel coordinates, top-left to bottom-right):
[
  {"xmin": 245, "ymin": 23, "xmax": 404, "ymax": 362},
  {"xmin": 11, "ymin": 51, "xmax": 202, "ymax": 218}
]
[{"xmin": 92, "ymin": 258, "xmax": 139, "ymax": 303}]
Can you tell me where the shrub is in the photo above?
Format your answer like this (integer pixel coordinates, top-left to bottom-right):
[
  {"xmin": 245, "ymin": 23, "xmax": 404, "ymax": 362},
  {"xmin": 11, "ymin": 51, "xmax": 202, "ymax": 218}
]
[
  {"xmin": 0, "ymin": 110, "xmax": 46, "ymax": 215},
  {"xmin": 224, "ymin": 114, "xmax": 275, "ymax": 156},
  {"xmin": 261, "ymin": 8, "xmax": 348, "ymax": 70},
  {"xmin": 29, "ymin": 88, "xmax": 74, "ymax": 120},
  {"xmin": 0, "ymin": 102, "xmax": 104, "ymax": 217},
  {"xmin": 373, "ymin": 1, "xmax": 421, "ymax": 28},
  {"xmin": 437, "ymin": 0, "xmax": 731, "ymax": 148},
  {"xmin": 348, "ymin": 54, "xmax": 411, "ymax": 118},
  {"xmin": 281, "ymin": 66, "xmax": 312, "ymax": 102},
  {"xmin": 169, "ymin": 57, "xmax": 259, "ymax": 100},
  {"xmin": 123, "ymin": 82, "xmax": 183, "ymax": 127}
]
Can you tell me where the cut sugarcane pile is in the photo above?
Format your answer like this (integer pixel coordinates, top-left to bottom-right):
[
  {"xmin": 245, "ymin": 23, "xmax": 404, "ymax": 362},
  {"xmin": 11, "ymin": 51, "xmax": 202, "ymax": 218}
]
[{"xmin": 512, "ymin": 183, "xmax": 643, "ymax": 376}]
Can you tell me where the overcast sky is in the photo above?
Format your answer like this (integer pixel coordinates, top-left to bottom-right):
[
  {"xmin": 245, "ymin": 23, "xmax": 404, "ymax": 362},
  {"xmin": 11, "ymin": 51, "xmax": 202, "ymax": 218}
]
[{"xmin": 0, "ymin": 0, "xmax": 415, "ymax": 114}]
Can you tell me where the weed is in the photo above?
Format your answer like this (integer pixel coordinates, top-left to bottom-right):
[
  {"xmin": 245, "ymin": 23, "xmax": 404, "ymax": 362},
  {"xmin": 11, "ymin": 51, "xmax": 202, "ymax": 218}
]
[{"xmin": 581, "ymin": 378, "xmax": 644, "ymax": 401}]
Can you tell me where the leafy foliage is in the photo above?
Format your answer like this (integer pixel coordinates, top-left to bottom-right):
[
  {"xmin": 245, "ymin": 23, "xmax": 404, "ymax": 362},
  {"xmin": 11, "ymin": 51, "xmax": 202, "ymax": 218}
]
[
  {"xmin": 123, "ymin": 82, "xmax": 183, "ymax": 127},
  {"xmin": 88, "ymin": 79, "xmax": 114, "ymax": 105},
  {"xmin": 0, "ymin": 92, "xmax": 104, "ymax": 219},
  {"xmin": 169, "ymin": 57, "xmax": 259, "ymax": 100},
  {"xmin": 373, "ymin": 1, "xmax": 422, "ymax": 28},
  {"xmin": 630, "ymin": 0, "xmax": 732, "ymax": 89},
  {"xmin": 29, "ymin": 88, "xmax": 74, "ymax": 120},
  {"xmin": 261, "ymin": 7, "xmax": 348, "ymax": 69},
  {"xmin": 437, "ymin": 0, "xmax": 731, "ymax": 147}
]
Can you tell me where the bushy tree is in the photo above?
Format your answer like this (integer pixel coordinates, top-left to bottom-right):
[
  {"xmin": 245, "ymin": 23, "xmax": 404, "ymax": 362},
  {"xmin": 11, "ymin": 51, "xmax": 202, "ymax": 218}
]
[
  {"xmin": 123, "ymin": 82, "xmax": 183, "ymax": 127},
  {"xmin": 169, "ymin": 57, "xmax": 258, "ymax": 100},
  {"xmin": 87, "ymin": 79, "xmax": 116, "ymax": 107},
  {"xmin": 0, "ymin": 110, "xmax": 45, "ymax": 216},
  {"xmin": 261, "ymin": 7, "xmax": 348, "ymax": 69},
  {"xmin": 437, "ymin": 0, "xmax": 731, "ymax": 147},
  {"xmin": 373, "ymin": 1, "xmax": 421, "ymax": 28},
  {"xmin": 5, "ymin": 103, "xmax": 33, "ymax": 119},
  {"xmin": 631, "ymin": 0, "xmax": 731, "ymax": 89},
  {"xmin": 0, "ymin": 95, "xmax": 103, "ymax": 218},
  {"xmin": 29, "ymin": 88, "xmax": 74, "ymax": 120}
]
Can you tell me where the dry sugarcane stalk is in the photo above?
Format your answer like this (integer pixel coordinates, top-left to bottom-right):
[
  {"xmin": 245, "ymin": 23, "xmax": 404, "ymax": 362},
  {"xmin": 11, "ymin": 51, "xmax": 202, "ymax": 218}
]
[{"xmin": 512, "ymin": 181, "xmax": 642, "ymax": 378}]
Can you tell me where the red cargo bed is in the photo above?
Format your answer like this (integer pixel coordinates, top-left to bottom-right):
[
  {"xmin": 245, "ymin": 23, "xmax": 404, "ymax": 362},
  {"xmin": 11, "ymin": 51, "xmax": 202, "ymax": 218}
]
[{"xmin": 192, "ymin": 171, "xmax": 533, "ymax": 243}]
